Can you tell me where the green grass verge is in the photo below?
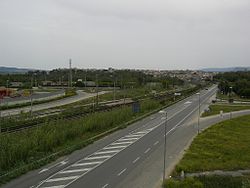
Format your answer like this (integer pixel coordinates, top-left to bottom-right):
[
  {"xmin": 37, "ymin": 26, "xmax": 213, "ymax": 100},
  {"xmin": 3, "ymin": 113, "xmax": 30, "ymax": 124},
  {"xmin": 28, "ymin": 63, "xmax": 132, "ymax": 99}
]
[
  {"xmin": 164, "ymin": 176, "xmax": 249, "ymax": 188},
  {"xmin": 202, "ymin": 104, "xmax": 250, "ymax": 117},
  {"xmin": 217, "ymin": 92, "xmax": 250, "ymax": 102},
  {"xmin": 164, "ymin": 115, "xmax": 250, "ymax": 188},
  {"xmin": 0, "ymin": 86, "xmax": 201, "ymax": 185}
]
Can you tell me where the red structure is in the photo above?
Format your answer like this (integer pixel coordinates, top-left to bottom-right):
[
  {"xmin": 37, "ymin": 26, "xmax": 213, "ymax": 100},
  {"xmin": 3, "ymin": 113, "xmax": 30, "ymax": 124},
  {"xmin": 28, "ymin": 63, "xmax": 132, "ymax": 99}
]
[{"xmin": 0, "ymin": 88, "xmax": 12, "ymax": 98}]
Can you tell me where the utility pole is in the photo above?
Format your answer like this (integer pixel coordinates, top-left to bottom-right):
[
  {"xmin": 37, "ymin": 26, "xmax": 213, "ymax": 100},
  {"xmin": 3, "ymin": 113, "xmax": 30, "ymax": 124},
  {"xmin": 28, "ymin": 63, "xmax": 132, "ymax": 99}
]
[
  {"xmin": 69, "ymin": 59, "xmax": 72, "ymax": 88},
  {"xmin": 113, "ymin": 75, "xmax": 116, "ymax": 102},
  {"xmin": 85, "ymin": 69, "xmax": 87, "ymax": 89},
  {"xmin": 197, "ymin": 92, "xmax": 201, "ymax": 134},
  {"xmin": 96, "ymin": 74, "xmax": 99, "ymax": 106},
  {"xmin": 30, "ymin": 74, "xmax": 33, "ymax": 117}
]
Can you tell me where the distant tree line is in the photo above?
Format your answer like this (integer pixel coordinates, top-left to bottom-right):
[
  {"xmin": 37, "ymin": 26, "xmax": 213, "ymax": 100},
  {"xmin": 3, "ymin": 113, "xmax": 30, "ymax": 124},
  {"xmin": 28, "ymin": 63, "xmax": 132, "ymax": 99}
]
[
  {"xmin": 215, "ymin": 71, "xmax": 250, "ymax": 98},
  {"xmin": 0, "ymin": 69, "xmax": 184, "ymax": 89}
]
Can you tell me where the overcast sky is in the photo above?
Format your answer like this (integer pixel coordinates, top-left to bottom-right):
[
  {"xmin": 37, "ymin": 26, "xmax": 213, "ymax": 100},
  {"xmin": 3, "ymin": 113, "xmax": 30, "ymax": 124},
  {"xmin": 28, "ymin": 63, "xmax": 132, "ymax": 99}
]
[{"xmin": 0, "ymin": 0, "xmax": 250, "ymax": 70}]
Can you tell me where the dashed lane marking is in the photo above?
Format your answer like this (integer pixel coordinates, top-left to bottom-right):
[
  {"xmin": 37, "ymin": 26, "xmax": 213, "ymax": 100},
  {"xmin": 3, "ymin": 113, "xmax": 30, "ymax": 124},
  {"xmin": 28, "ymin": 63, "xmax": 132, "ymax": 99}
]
[
  {"xmin": 144, "ymin": 148, "xmax": 151, "ymax": 154},
  {"xmin": 102, "ymin": 184, "xmax": 109, "ymax": 188},
  {"xmin": 133, "ymin": 157, "xmax": 140, "ymax": 164},
  {"xmin": 117, "ymin": 168, "xmax": 127, "ymax": 176},
  {"xmin": 154, "ymin": 141, "xmax": 159, "ymax": 146}
]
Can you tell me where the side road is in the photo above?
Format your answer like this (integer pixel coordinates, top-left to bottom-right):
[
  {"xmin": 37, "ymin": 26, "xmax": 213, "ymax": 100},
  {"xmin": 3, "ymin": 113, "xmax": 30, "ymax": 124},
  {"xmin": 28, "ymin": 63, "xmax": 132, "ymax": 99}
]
[
  {"xmin": 151, "ymin": 109, "xmax": 250, "ymax": 188},
  {"xmin": 0, "ymin": 90, "xmax": 108, "ymax": 117}
]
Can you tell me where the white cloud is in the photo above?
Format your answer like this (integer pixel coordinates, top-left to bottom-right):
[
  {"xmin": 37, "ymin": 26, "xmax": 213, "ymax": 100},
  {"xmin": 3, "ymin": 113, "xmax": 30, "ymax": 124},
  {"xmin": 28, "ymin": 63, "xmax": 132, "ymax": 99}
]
[{"xmin": 0, "ymin": 0, "xmax": 249, "ymax": 69}]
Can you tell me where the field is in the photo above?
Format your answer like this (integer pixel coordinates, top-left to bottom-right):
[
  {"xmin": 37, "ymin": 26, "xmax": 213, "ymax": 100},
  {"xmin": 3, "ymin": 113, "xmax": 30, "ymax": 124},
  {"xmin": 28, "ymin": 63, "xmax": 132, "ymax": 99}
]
[
  {"xmin": 217, "ymin": 92, "xmax": 250, "ymax": 102},
  {"xmin": 202, "ymin": 104, "xmax": 250, "ymax": 117},
  {"xmin": 164, "ymin": 114, "xmax": 250, "ymax": 188}
]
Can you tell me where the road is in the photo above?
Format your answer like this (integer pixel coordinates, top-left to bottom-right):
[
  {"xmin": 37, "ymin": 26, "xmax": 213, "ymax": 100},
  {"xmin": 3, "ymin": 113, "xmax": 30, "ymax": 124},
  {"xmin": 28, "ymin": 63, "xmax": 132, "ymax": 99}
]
[
  {"xmin": 1, "ymin": 90, "xmax": 65, "ymax": 106},
  {"xmin": 2, "ymin": 85, "xmax": 223, "ymax": 188},
  {"xmin": 0, "ymin": 90, "xmax": 108, "ymax": 117}
]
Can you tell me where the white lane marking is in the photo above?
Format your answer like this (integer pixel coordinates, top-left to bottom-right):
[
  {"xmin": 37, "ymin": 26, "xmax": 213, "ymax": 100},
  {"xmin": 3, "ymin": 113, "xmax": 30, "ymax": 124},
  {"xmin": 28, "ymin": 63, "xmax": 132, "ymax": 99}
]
[
  {"xmin": 165, "ymin": 101, "xmax": 202, "ymax": 137},
  {"xmin": 184, "ymin": 101, "xmax": 192, "ymax": 104},
  {"xmin": 136, "ymin": 131, "xmax": 149, "ymax": 134},
  {"xmin": 117, "ymin": 168, "xmax": 127, "ymax": 176},
  {"xmin": 59, "ymin": 159, "xmax": 69, "ymax": 167},
  {"xmin": 40, "ymin": 185, "xmax": 65, "ymax": 188},
  {"xmin": 36, "ymin": 89, "xmax": 216, "ymax": 187},
  {"xmin": 153, "ymin": 141, "xmax": 159, "ymax": 146},
  {"xmin": 111, "ymin": 141, "xmax": 133, "ymax": 145},
  {"xmin": 102, "ymin": 184, "xmax": 109, "ymax": 188},
  {"xmin": 59, "ymin": 168, "xmax": 91, "ymax": 174},
  {"xmin": 118, "ymin": 138, "xmax": 138, "ymax": 142},
  {"xmin": 72, "ymin": 161, "xmax": 100, "ymax": 167},
  {"xmin": 144, "ymin": 148, "xmax": 151, "ymax": 154},
  {"xmin": 46, "ymin": 176, "xmax": 79, "ymax": 183},
  {"xmin": 86, "ymin": 155, "xmax": 112, "ymax": 160},
  {"xmin": 129, "ymin": 133, "xmax": 145, "ymax": 137},
  {"xmin": 125, "ymin": 134, "xmax": 142, "ymax": 138},
  {"xmin": 39, "ymin": 169, "xmax": 49, "ymax": 174},
  {"xmin": 103, "ymin": 145, "xmax": 126, "ymax": 150},
  {"xmin": 95, "ymin": 150, "xmax": 120, "ymax": 155},
  {"xmin": 39, "ymin": 158, "xmax": 68, "ymax": 174},
  {"xmin": 133, "ymin": 157, "xmax": 140, "ymax": 164}
]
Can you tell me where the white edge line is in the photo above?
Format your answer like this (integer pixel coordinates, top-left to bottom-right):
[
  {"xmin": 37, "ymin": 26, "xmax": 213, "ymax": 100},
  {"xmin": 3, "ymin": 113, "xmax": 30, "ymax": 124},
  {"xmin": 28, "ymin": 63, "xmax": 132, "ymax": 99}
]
[{"xmin": 36, "ymin": 88, "xmax": 216, "ymax": 188}]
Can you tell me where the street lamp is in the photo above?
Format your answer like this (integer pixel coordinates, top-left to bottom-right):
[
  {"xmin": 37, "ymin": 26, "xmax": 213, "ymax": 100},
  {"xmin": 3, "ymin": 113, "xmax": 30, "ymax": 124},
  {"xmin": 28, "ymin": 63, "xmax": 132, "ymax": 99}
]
[
  {"xmin": 196, "ymin": 92, "xmax": 200, "ymax": 134},
  {"xmin": 159, "ymin": 110, "xmax": 168, "ymax": 183}
]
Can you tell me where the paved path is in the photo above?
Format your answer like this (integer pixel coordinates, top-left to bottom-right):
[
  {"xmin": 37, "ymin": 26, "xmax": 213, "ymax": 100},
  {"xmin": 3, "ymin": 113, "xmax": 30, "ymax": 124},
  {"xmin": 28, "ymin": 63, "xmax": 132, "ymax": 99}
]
[{"xmin": 0, "ymin": 90, "xmax": 108, "ymax": 117}]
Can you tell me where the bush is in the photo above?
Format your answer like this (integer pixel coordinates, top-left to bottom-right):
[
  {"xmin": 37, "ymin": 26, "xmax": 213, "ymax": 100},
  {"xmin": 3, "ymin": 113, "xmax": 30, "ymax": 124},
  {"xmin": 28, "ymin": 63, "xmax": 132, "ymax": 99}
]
[{"xmin": 163, "ymin": 178, "xmax": 203, "ymax": 188}]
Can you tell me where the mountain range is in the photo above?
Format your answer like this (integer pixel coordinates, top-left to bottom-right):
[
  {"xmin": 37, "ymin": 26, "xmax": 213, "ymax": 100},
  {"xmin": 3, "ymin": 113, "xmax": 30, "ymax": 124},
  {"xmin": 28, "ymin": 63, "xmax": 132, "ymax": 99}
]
[
  {"xmin": 0, "ymin": 66, "xmax": 34, "ymax": 74},
  {"xmin": 201, "ymin": 67, "xmax": 250, "ymax": 72}
]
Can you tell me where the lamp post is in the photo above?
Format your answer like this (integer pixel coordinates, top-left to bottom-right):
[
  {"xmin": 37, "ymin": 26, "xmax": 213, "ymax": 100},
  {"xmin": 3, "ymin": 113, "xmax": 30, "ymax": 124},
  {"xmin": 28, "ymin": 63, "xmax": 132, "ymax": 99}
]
[
  {"xmin": 196, "ymin": 92, "xmax": 200, "ymax": 134},
  {"xmin": 159, "ymin": 110, "xmax": 168, "ymax": 183}
]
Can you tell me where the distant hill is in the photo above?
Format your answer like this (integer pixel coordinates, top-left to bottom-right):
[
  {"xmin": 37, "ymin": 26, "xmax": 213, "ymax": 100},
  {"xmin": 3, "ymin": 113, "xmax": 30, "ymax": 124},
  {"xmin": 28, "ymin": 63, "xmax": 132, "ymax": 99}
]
[
  {"xmin": 0, "ymin": 66, "xmax": 35, "ymax": 74},
  {"xmin": 201, "ymin": 67, "xmax": 250, "ymax": 72}
]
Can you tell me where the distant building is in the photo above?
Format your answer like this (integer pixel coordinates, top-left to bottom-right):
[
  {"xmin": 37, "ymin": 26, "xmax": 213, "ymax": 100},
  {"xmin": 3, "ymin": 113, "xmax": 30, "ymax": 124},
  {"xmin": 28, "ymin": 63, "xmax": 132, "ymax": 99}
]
[
  {"xmin": 0, "ymin": 87, "xmax": 13, "ymax": 97},
  {"xmin": 42, "ymin": 81, "xmax": 54, "ymax": 86},
  {"xmin": 83, "ymin": 81, "xmax": 96, "ymax": 87},
  {"xmin": 10, "ymin": 82, "xmax": 23, "ymax": 88}
]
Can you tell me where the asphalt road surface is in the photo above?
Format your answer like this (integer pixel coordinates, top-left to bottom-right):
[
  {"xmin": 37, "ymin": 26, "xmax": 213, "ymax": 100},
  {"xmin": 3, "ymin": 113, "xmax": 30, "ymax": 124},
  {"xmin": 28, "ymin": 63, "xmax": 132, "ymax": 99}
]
[
  {"xmin": 3, "ymin": 85, "xmax": 227, "ymax": 188},
  {"xmin": 0, "ymin": 90, "xmax": 107, "ymax": 117},
  {"xmin": 1, "ymin": 90, "xmax": 65, "ymax": 105}
]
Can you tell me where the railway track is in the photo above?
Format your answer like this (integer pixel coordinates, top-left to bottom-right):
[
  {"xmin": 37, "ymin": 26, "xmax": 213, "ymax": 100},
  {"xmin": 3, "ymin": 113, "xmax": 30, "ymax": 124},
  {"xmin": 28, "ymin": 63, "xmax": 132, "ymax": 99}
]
[
  {"xmin": 1, "ymin": 99, "xmax": 135, "ymax": 133},
  {"xmin": 1, "ymin": 88, "xmax": 196, "ymax": 134}
]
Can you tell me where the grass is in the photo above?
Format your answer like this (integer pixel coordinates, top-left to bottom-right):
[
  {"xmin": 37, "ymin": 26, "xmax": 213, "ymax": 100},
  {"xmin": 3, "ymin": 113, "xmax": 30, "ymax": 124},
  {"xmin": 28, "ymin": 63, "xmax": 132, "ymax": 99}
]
[
  {"xmin": 217, "ymin": 92, "xmax": 250, "ymax": 102},
  {"xmin": 202, "ymin": 104, "xmax": 250, "ymax": 117},
  {"xmin": 0, "ymin": 85, "xmax": 201, "ymax": 185},
  {"xmin": 164, "ymin": 115, "xmax": 250, "ymax": 188},
  {"xmin": 164, "ymin": 176, "xmax": 248, "ymax": 188},
  {"xmin": 0, "ymin": 98, "xmax": 163, "ymax": 184}
]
